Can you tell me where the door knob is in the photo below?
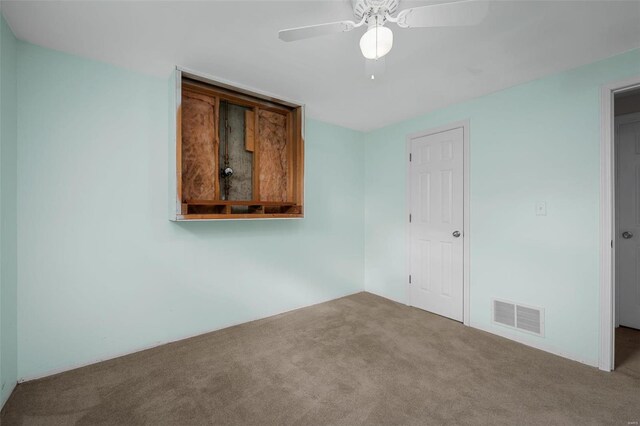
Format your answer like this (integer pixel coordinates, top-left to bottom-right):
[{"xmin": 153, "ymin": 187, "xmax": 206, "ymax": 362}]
[
  {"xmin": 622, "ymin": 231, "xmax": 633, "ymax": 239},
  {"xmin": 452, "ymin": 231, "xmax": 461, "ymax": 238}
]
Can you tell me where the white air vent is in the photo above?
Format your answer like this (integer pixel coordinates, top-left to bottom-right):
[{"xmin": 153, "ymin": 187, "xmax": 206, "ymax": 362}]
[
  {"xmin": 492, "ymin": 299, "xmax": 544, "ymax": 336},
  {"xmin": 493, "ymin": 300, "xmax": 515, "ymax": 327}
]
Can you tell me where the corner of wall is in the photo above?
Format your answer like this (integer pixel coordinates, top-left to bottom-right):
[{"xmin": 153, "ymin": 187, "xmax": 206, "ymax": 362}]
[{"xmin": 0, "ymin": 11, "xmax": 19, "ymax": 409}]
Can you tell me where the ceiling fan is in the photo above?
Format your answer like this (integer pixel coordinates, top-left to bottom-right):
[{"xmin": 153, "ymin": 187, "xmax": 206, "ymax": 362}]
[{"xmin": 279, "ymin": 0, "xmax": 489, "ymax": 61}]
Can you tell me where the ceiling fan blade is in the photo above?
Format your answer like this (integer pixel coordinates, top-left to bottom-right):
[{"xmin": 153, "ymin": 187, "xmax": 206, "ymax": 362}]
[
  {"xmin": 396, "ymin": 0, "xmax": 489, "ymax": 29},
  {"xmin": 279, "ymin": 20, "xmax": 358, "ymax": 42}
]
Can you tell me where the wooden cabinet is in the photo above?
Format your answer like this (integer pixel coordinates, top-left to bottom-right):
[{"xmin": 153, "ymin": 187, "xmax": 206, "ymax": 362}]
[{"xmin": 169, "ymin": 69, "xmax": 304, "ymax": 220}]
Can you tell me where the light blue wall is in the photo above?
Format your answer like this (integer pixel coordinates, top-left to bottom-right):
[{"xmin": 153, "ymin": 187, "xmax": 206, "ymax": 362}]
[
  {"xmin": 364, "ymin": 49, "xmax": 640, "ymax": 366},
  {"xmin": 10, "ymin": 29, "xmax": 640, "ymax": 381},
  {"xmin": 16, "ymin": 42, "xmax": 365, "ymax": 380},
  {"xmin": 0, "ymin": 13, "xmax": 18, "ymax": 407}
]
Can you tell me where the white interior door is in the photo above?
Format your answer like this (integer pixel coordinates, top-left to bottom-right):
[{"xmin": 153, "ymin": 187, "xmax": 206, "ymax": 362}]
[
  {"xmin": 409, "ymin": 127, "xmax": 464, "ymax": 322},
  {"xmin": 616, "ymin": 112, "xmax": 640, "ymax": 330}
]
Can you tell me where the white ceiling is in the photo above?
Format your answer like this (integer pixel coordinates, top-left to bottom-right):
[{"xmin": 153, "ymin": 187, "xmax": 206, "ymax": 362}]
[{"xmin": 2, "ymin": 0, "xmax": 640, "ymax": 131}]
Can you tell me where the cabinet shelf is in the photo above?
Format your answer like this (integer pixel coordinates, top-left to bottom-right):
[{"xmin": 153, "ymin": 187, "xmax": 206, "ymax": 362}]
[
  {"xmin": 185, "ymin": 200, "xmax": 297, "ymax": 207},
  {"xmin": 176, "ymin": 214, "xmax": 302, "ymax": 221},
  {"xmin": 180, "ymin": 199, "xmax": 302, "ymax": 218}
]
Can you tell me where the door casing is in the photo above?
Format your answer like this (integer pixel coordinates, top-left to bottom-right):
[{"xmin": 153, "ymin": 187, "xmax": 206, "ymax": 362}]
[{"xmin": 406, "ymin": 120, "xmax": 470, "ymax": 326}]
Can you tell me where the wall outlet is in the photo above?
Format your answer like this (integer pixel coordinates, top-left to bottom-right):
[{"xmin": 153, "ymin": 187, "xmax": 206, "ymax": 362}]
[{"xmin": 535, "ymin": 201, "xmax": 547, "ymax": 216}]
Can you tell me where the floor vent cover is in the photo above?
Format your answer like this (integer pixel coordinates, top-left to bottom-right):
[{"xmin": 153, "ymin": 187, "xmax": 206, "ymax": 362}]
[{"xmin": 492, "ymin": 299, "xmax": 544, "ymax": 336}]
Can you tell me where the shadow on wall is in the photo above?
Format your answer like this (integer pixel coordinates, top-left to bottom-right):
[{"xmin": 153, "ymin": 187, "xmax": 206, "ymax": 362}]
[{"xmin": 173, "ymin": 218, "xmax": 306, "ymax": 239}]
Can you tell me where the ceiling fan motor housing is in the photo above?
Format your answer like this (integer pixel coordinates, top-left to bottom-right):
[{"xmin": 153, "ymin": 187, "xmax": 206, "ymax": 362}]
[{"xmin": 352, "ymin": 0, "xmax": 399, "ymax": 21}]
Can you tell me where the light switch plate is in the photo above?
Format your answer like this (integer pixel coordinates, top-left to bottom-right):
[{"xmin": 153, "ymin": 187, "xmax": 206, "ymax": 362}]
[{"xmin": 535, "ymin": 201, "xmax": 547, "ymax": 216}]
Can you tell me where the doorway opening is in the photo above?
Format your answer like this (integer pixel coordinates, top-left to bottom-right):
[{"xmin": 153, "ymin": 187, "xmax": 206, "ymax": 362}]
[{"xmin": 613, "ymin": 88, "xmax": 640, "ymax": 373}]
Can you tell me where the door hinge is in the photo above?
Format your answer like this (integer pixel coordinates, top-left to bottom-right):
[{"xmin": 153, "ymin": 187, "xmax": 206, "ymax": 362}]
[
  {"xmin": 409, "ymin": 274, "xmax": 412, "ymax": 284},
  {"xmin": 409, "ymin": 153, "xmax": 412, "ymax": 162},
  {"xmin": 409, "ymin": 214, "xmax": 412, "ymax": 223},
  {"xmin": 611, "ymin": 240, "xmax": 613, "ymax": 248}
]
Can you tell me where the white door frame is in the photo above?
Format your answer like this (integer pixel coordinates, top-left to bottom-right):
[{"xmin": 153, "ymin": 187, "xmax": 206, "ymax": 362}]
[
  {"xmin": 406, "ymin": 120, "xmax": 471, "ymax": 325},
  {"xmin": 599, "ymin": 75, "xmax": 640, "ymax": 372}
]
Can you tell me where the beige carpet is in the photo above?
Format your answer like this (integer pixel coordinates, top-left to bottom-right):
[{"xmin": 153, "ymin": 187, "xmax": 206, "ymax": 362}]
[
  {"xmin": 616, "ymin": 326, "xmax": 640, "ymax": 379},
  {"xmin": 2, "ymin": 292, "xmax": 639, "ymax": 425}
]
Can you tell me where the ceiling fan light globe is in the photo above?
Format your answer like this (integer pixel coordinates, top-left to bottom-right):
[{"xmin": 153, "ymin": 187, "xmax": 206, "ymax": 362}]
[{"xmin": 359, "ymin": 25, "xmax": 393, "ymax": 60}]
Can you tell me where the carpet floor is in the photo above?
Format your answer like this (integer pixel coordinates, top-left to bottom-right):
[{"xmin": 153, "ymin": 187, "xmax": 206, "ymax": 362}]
[{"xmin": 2, "ymin": 292, "xmax": 639, "ymax": 425}]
